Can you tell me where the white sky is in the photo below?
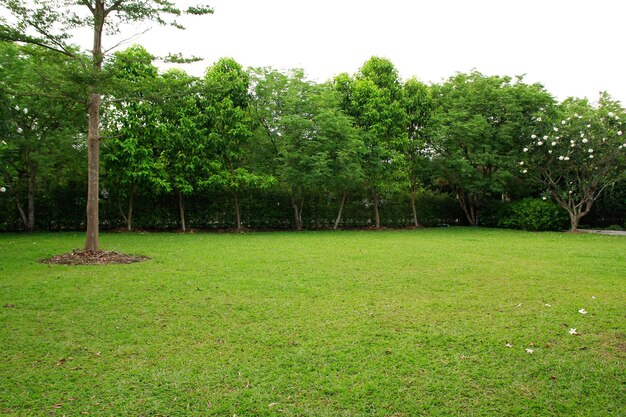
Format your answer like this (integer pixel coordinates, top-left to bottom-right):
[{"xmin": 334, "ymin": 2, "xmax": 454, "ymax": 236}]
[{"xmin": 108, "ymin": 0, "xmax": 625, "ymax": 103}]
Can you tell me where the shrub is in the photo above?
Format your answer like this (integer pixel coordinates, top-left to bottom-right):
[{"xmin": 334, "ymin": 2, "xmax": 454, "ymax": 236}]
[{"xmin": 499, "ymin": 198, "xmax": 568, "ymax": 231}]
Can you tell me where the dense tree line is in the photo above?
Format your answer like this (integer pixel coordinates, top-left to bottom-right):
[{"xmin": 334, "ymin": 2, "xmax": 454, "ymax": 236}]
[{"xmin": 1, "ymin": 42, "xmax": 625, "ymax": 233}]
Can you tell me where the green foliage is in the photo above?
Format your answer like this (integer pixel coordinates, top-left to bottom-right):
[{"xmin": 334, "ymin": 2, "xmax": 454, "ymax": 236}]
[
  {"xmin": 431, "ymin": 71, "xmax": 555, "ymax": 225},
  {"xmin": 521, "ymin": 94, "xmax": 626, "ymax": 230},
  {"xmin": 497, "ymin": 198, "xmax": 569, "ymax": 231}
]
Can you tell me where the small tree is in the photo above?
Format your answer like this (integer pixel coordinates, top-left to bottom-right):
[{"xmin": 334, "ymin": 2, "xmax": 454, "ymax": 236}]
[{"xmin": 521, "ymin": 94, "xmax": 626, "ymax": 231}]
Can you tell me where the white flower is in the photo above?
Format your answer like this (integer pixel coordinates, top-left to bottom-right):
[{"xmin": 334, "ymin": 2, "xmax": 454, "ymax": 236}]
[
  {"xmin": 537, "ymin": 141, "xmax": 543, "ymax": 146},
  {"xmin": 537, "ymin": 117, "xmax": 542, "ymax": 122},
  {"xmin": 571, "ymin": 143, "xmax": 576, "ymax": 148},
  {"xmin": 551, "ymin": 141, "xmax": 557, "ymax": 146},
  {"xmin": 522, "ymin": 169, "xmax": 527, "ymax": 173},
  {"xmin": 582, "ymin": 138, "xmax": 588, "ymax": 143},
  {"xmin": 543, "ymin": 135, "xmax": 549, "ymax": 140},
  {"xmin": 559, "ymin": 156, "xmax": 564, "ymax": 161},
  {"xmin": 561, "ymin": 120, "xmax": 566, "ymax": 125},
  {"xmin": 545, "ymin": 303, "xmax": 552, "ymax": 307},
  {"xmin": 569, "ymin": 190, "xmax": 573, "ymax": 194},
  {"xmin": 542, "ymin": 196, "xmax": 547, "ymax": 200},
  {"xmin": 523, "ymin": 147, "xmax": 528, "ymax": 152},
  {"xmin": 564, "ymin": 156, "xmax": 570, "ymax": 161},
  {"xmin": 0, "ymin": 186, "xmax": 6, "ymax": 193},
  {"xmin": 505, "ymin": 342, "xmax": 513, "ymax": 348},
  {"xmin": 569, "ymin": 328, "xmax": 578, "ymax": 335},
  {"xmin": 618, "ymin": 131, "xmax": 623, "ymax": 136},
  {"xmin": 519, "ymin": 161, "xmax": 524, "ymax": 165},
  {"xmin": 548, "ymin": 150, "xmax": 553, "ymax": 154},
  {"xmin": 578, "ymin": 308, "xmax": 588, "ymax": 315},
  {"xmin": 0, "ymin": 140, "xmax": 6, "ymax": 145},
  {"xmin": 588, "ymin": 148, "xmax": 593, "ymax": 153},
  {"xmin": 608, "ymin": 112, "xmax": 614, "ymax": 117},
  {"xmin": 526, "ymin": 348, "xmax": 534, "ymax": 354},
  {"xmin": 531, "ymin": 134, "xmax": 537, "ymax": 139},
  {"xmin": 553, "ymin": 127, "xmax": 559, "ymax": 132},
  {"xmin": 589, "ymin": 154, "xmax": 594, "ymax": 159},
  {"xmin": 586, "ymin": 124, "xmax": 591, "ymax": 128}
]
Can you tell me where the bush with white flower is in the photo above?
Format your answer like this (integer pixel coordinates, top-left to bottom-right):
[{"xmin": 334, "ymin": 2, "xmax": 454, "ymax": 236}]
[{"xmin": 520, "ymin": 93, "xmax": 626, "ymax": 231}]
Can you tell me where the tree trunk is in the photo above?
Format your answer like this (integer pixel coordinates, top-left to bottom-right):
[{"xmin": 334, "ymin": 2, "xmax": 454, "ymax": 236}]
[
  {"xmin": 569, "ymin": 213, "xmax": 580, "ymax": 233},
  {"xmin": 84, "ymin": 5, "xmax": 105, "ymax": 251},
  {"xmin": 84, "ymin": 92, "xmax": 101, "ymax": 251},
  {"xmin": 233, "ymin": 191, "xmax": 242, "ymax": 230},
  {"xmin": 127, "ymin": 187, "xmax": 134, "ymax": 231},
  {"xmin": 292, "ymin": 194, "xmax": 302, "ymax": 231},
  {"xmin": 333, "ymin": 193, "xmax": 347, "ymax": 230},
  {"xmin": 410, "ymin": 182, "xmax": 423, "ymax": 228},
  {"xmin": 26, "ymin": 161, "xmax": 37, "ymax": 232},
  {"xmin": 373, "ymin": 191, "xmax": 381, "ymax": 229},
  {"xmin": 15, "ymin": 193, "xmax": 28, "ymax": 230},
  {"xmin": 457, "ymin": 192, "xmax": 478, "ymax": 226},
  {"xmin": 178, "ymin": 190, "xmax": 186, "ymax": 232}
]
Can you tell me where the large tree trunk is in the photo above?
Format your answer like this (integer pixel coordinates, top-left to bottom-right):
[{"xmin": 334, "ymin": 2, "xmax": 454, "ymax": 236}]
[
  {"xmin": 178, "ymin": 190, "xmax": 186, "ymax": 232},
  {"xmin": 372, "ymin": 191, "xmax": 381, "ymax": 229},
  {"xmin": 84, "ymin": 4, "xmax": 105, "ymax": 251},
  {"xmin": 233, "ymin": 191, "xmax": 242, "ymax": 230},
  {"xmin": 84, "ymin": 92, "xmax": 101, "ymax": 251},
  {"xmin": 333, "ymin": 192, "xmax": 347, "ymax": 230}
]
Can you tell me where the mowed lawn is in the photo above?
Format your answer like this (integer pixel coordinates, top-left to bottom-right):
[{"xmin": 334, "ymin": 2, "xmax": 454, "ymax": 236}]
[{"xmin": 0, "ymin": 228, "xmax": 624, "ymax": 416}]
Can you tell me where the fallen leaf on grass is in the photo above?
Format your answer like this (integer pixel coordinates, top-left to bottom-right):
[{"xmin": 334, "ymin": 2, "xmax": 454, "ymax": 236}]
[
  {"xmin": 3, "ymin": 304, "xmax": 15, "ymax": 308},
  {"xmin": 268, "ymin": 403, "xmax": 278, "ymax": 407}
]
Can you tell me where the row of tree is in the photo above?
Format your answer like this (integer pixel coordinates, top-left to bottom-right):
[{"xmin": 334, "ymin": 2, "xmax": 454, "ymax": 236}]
[{"xmin": 1, "ymin": 42, "xmax": 625, "ymax": 234}]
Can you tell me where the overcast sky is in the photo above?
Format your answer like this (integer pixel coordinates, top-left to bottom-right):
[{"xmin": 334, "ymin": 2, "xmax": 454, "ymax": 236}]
[{"xmin": 114, "ymin": 0, "xmax": 625, "ymax": 103}]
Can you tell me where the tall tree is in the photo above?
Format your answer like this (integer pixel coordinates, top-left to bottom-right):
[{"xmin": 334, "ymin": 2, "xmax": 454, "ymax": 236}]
[
  {"xmin": 101, "ymin": 45, "xmax": 169, "ymax": 230},
  {"xmin": 200, "ymin": 58, "xmax": 273, "ymax": 230},
  {"xmin": 431, "ymin": 71, "xmax": 554, "ymax": 226},
  {"xmin": 0, "ymin": 0, "xmax": 213, "ymax": 250},
  {"xmin": 521, "ymin": 94, "xmax": 626, "ymax": 231},
  {"xmin": 0, "ymin": 42, "xmax": 83, "ymax": 231},
  {"xmin": 335, "ymin": 57, "xmax": 406, "ymax": 228},
  {"xmin": 401, "ymin": 77, "xmax": 434, "ymax": 227}
]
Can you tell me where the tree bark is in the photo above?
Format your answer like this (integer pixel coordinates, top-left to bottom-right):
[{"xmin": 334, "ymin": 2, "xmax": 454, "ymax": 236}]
[
  {"xmin": 333, "ymin": 192, "xmax": 347, "ymax": 230},
  {"xmin": 233, "ymin": 191, "xmax": 242, "ymax": 230},
  {"xmin": 84, "ymin": 92, "xmax": 101, "ymax": 251},
  {"xmin": 373, "ymin": 191, "xmax": 381, "ymax": 229},
  {"xmin": 84, "ymin": 3, "xmax": 105, "ymax": 251},
  {"xmin": 178, "ymin": 190, "xmax": 186, "ymax": 232}
]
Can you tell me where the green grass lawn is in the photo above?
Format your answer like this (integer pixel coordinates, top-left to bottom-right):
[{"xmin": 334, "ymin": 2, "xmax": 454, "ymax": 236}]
[{"xmin": 1, "ymin": 228, "xmax": 625, "ymax": 416}]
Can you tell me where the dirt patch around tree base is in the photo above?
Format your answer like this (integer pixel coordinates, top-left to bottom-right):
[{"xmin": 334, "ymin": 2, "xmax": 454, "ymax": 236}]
[{"xmin": 41, "ymin": 250, "xmax": 150, "ymax": 265}]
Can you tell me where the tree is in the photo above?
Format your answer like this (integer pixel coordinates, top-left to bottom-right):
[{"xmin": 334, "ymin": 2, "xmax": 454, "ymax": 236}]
[
  {"xmin": 101, "ymin": 45, "xmax": 169, "ymax": 230},
  {"xmin": 431, "ymin": 71, "xmax": 555, "ymax": 226},
  {"xmin": 250, "ymin": 68, "xmax": 363, "ymax": 230},
  {"xmin": 0, "ymin": 41, "xmax": 84, "ymax": 231},
  {"xmin": 335, "ymin": 57, "xmax": 406, "ymax": 228},
  {"xmin": 0, "ymin": 0, "xmax": 213, "ymax": 250},
  {"xmin": 200, "ymin": 58, "xmax": 273, "ymax": 230},
  {"xmin": 521, "ymin": 94, "xmax": 626, "ymax": 231},
  {"xmin": 401, "ymin": 77, "xmax": 434, "ymax": 227},
  {"xmin": 157, "ymin": 69, "xmax": 205, "ymax": 232}
]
